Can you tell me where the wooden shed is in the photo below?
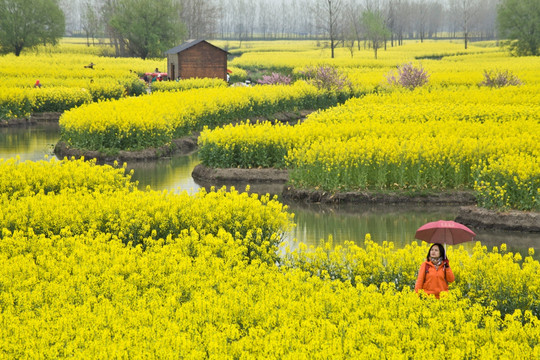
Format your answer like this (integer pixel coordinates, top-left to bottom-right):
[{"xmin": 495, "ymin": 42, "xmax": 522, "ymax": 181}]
[{"xmin": 165, "ymin": 40, "xmax": 229, "ymax": 81}]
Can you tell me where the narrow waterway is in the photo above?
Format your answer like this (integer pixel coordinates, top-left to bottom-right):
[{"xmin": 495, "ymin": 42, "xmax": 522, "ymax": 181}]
[{"xmin": 2, "ymin": 122, "xmax": 538, "ymax": 256}]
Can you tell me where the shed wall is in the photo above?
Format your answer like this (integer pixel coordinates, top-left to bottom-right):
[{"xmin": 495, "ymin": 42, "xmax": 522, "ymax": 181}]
[
  {"xmin": 169, "ymin": 42, "xmax": 227, "ymax": 81},
  {"xmin": 167, "ymin": 54, "xmax": 180, "ymax": 80}
]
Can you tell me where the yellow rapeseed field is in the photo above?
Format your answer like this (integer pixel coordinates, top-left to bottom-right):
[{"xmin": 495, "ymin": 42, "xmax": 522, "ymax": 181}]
[
  {"xmin": 198, "ymin": 42, "xmax": 539, "ymax": 211},
  {"xmin": 1, "ymin": 40, "xmax": 539, "ymax": 357},
  {"xmin": 0, "ymin": 159, "xmax": 539, "ymax": 358},
  {"xmin": 0, "ymin": 41, "xmax": 226, "ymax": 119}
]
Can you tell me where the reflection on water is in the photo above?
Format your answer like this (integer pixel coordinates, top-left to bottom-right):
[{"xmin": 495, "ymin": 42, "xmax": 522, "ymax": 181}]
[
  {"xmin": 283, "ymin": 202, "xmax": 540, "ymax": 257},
  {"xmin": 284, "ymin": 203, "xmax": 462, "ymax": 247},
  {"xmin": 0, "ymin": 123, "xmax": 59, "ymax": 161},
  {"xmin": 127, "ymin": 153, "xmax": 200, "ymax": 194},
  {"xmin": 2, "ymin": 123, "xmax": 539, "ymax": 257}
]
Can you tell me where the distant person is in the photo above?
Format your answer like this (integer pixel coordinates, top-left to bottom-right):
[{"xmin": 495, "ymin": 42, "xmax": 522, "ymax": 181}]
[
  {"xmin": 414, "ymin": 243, "xmax": 454, "ymax": 298},
  {"xmin": 34, "ymin": 80, "xmax": 41, "ymax": 88},
  {"xmin": 84, "ymin": 62, "xmax": 95, "ymax": 69}
]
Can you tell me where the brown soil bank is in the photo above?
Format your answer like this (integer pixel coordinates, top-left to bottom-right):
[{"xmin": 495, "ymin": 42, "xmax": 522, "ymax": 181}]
[
  {"xmin": 192, "ymin": 164, "xmax": 289, "ymax": 183},
  {"xmin": 193, "ymin": 164, "xmax": 540, "ymax": 233},
  {"xmin": 282, "ymin": 186, "xmax": 477, "ymax": 205},
  {"xmin": 456, "ymin": 206, "xmax": 540, "ymax": 233},
  {"xmin": 54, "ymin": 135, "xmax": 199, "ymax": 162},
  {"xmin": 1, "ymin": 112, "xmax": 62, "ymax": 127}
]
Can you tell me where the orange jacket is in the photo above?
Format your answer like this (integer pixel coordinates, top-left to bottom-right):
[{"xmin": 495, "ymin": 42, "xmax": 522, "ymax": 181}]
[{"xmin": 415, "ymin": 260, "xmax": 455, "ymax": 298}]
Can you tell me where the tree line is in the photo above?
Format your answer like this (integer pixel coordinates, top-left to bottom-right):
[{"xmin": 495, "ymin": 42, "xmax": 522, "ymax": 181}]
[
  {"xmin": 73, "ymin": 0, "xmax": 500, "ymax": 52},
  {"xmin": 0, "ymin": 0, "xmax": 538, "ymax": 58}
]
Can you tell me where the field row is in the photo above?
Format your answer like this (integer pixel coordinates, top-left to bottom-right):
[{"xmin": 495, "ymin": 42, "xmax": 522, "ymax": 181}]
[
  {"xmin": 0, "ymin": 77, "xmax": 227, "ymax": 120},
  {"xmin": 58, "ymin": 82, "xmax": 351, "ymax": 151},
  {"xmin": 0, "ymin": 47, "xmax": 232, "ymax": 120},
  {"xmin": 199, "ymin": 85, "xmax": 540, "ymax": 211}
]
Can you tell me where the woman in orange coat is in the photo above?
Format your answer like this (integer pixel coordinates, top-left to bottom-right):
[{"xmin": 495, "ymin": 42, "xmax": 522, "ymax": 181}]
[{"xmin": 415, "ymin": 243, "xmax": 454, "ymax": 298}]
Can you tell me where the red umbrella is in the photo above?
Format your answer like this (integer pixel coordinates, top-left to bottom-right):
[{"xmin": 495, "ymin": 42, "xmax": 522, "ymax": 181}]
[
  {"xmin": 227, "ymin": 69, "xmax": 233, "ymax": 74},
  {"xmin": 415, "ymin": 220, "xmax": 476, "ymax": 245}
]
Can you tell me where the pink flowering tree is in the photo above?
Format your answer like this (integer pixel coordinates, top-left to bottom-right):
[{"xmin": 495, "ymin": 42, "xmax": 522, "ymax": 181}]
[
  {"xmin": 257, "ymin": 73, "xmax": 292, "ymax": 85},
  {"xmin": 479, "ymin": 69, "xmax": 522, "ymax": 88},
  {"xmin": 298, "ymin": 65, "xmax": 352, "ymax": 92},
  {"xmin": 386, "ymin": 63, "xmax": 430, "ymax": 90}
]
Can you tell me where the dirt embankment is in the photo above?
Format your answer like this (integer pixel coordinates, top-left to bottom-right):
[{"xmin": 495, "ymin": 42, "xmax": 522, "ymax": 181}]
[
  {"xmin": 1, "ymin": 112, "xmax": 62, "ymax": 127},
  {"xmin": 192, "ymin": 164, "xmax": 289, "ymax": 183},
  {"xmin": 281, "ymin": 186, "xmax": 477, "ymax": 206},
  {"xmin": 456, "ymin": 206, "xmax": 540, "ymax": 233},
  {"xmin": 193, "ymin": 164, "xmax": 540, "ymax": 233},
  {"xmin": 55, "ymin": 135, "xmax": 199, "ymax": 163}
]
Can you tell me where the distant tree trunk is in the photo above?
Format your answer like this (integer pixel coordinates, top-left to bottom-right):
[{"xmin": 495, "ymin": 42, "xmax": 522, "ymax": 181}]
[
  {"xmin": 449, "ymin": 0, "xmax": 480, "ymax": 49},
  {"xmin": 312, "ymin": 0, "xmax": 343, "ymax": 58}
]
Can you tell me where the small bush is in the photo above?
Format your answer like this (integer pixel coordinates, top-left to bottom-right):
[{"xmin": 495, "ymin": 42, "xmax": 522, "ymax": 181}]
[
  {"xmin": 123, "ymin": 77, "xmax": 147, "ymax": 96},
  {"xmin": 88, "ymin": 82, "xmax": 125, "ymax": 102},
  {"xmin": 257, "ymin": 72, "xmax": 292, "ymax": 85},
  {"xmin": 386, "ymin": 62, "xmax": 430, "ymax": 90},
  {"xmin": 479, "ymin": 69, "xmax": 522, "ymax": 88},
  {"xmin": 298, "ymin": 65, "xmax": 351, "ymax": 92}
]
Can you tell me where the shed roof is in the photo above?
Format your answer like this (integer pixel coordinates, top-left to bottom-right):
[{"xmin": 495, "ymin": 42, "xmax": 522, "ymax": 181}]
[{"xmin": 165, "ymin": 40, "xmax": 229, "ymax": 55}]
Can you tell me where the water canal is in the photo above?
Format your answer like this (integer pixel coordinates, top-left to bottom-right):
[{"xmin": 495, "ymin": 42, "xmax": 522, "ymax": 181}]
[{"xmin": 2, "ymin": 122, "xmax": 538, "ymax": 256}]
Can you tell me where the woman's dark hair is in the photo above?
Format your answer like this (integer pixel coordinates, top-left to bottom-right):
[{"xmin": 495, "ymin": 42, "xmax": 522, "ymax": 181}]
[{"xmin": 426, "ymin": 243, "xmax": 446, "ymax": 260}]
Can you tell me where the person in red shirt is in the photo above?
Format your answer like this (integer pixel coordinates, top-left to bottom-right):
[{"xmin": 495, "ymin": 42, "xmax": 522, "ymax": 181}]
[{"xmin": 415, "ymin": 243, "xmax": 455, "ymax": 298}]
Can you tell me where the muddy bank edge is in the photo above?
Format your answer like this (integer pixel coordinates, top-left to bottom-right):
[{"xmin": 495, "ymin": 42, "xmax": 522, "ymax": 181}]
[{"xmin": 193, "ymin": 164, "xmax": 540, "ymax": 233}]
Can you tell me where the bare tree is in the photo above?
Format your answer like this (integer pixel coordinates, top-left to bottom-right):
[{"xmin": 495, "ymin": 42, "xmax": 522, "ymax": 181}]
[
  {"xmin": 449, "ymin": 0, "xmax": 481, "ymax": 49},
  {"xmin": 411, "ymin": 0, "xmax": 430, "ymax": 42},
  {"xmin": 59, "ymin": 0, "xmax": 82, "ymax": 34},
  {"xmin": 231, "ymin": 0, "xmax": 248, "ymax": 45},
  {"xmin": 427, "ymin": 1, "xmax": 443, "ymax": 39},
  {"xmin": 476, "ymin": 0, "xmax": 497, "ymax": 40},
  {"xmin": 258, "ymin": 0, "xmax": 270, "ymax": 38},
  {"xmin": 391, "ymin": 0, "xmax": 409, "ymax": 46},
  {"xmin": 298, "ymin": 0, "xmax": 316, "ymax": 38},
  {"xmin": 216, "ymin": 0, "xmax": 229, "ymax": 38},
  {"xmin": 81, "ymin": 0, "xmax": 102, "ymax": 46},
  {"xmin": 58, "ymin": 0, "xmax": 501, "ymax": 46},
  {"xmin": 344, "ymin": 0, "xmax": 364, "ymax": 52},
  {"xmin": 100, "ymin": 0, "xmax": 127, "ymax": 56},
  {"xmin": 313, "ymin": 0, "xmax": 344, "ymax": 58},
  {"xmin": 384, "ymin": 0, "xmax": 397, "ymax": 46},
  {"xmin": 180, "ymin": 0, "xmax": 220, "ymax": 39}
]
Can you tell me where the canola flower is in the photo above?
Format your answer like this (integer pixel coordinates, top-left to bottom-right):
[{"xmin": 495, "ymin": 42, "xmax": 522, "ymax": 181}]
[
  {"xmin": 0, "ymin": 158, "xmax": 293, "ymax": 262},
  {"xmin": 59, "ymin": 81, "xmax": 347, "ymax": 151},
  {"xmin": 0, "ymin": 157, "xmax": 135, "ymax": 198},
  {"xmin": 150, "ymin": 77, "xmax": 227, "ymax": 92},
  {"xmin": 0, "ymin": 45, "xmax": 226, "ymax": 120},
  {"xmin": 0, "ymin": 49, "xmax": 163, "ymax": 118},
  {"xmin": 199, "ymin": 85, "xmax": 539, "ymax": 210},
  {"xmin": 228, "ymin": 40, "xmax": 538, "ymax": 92},
  {"xmin": 0, "ymin": 160, "xmax": 539, "ymax": 358},
  {"xmin": 283, "ymin": 237, "xmax": 540, "ymax": 318},
  {"xmin": 230, "ymin": 40, "xmax": 497, "ymax": 72},
  {"xmin": 2, "ymin": 41, "xmax": 539, "ymax": 357}
]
